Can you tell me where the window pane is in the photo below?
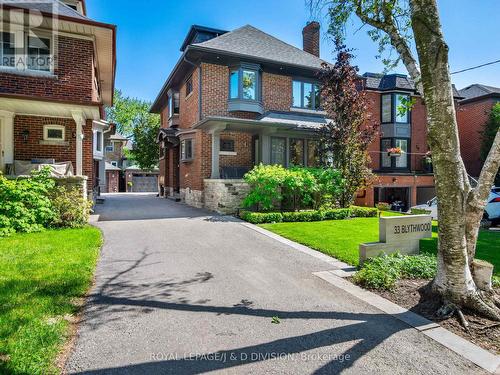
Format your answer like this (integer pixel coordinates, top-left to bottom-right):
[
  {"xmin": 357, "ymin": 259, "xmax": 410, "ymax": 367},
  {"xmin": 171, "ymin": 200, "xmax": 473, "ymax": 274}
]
[
  {"xmin": 289, "ymin": 139, "xmax": 304, "ymax": 166},
  {"xmin": 314, "ymin": 84, "xmax": 320, "ymax": 109},
  {"xmin": 271, "ymin": 138, "xmax": 286, "ymax": 166},
  {"xmin": 242, "ymin": 70, "xmax": 256, "ymax": 100},
  {"xmin": 292, "ymin": 81, "xmax": 301, "ymax": 107},
  {"xmin": 395, "ymin": 94, "xmax": 410, "ymax": 123},
  {"xmin": 230, "ymin": 70, "xmax": 239, "ymax": 99},
  {"xmin": 168, "ymin": 95, "xmax": 173, "ymax": 116},
  {"xmin": 47, "ymin": 128, "xmax": 63, "ymax": 139},
  {"xmin": 28, "ymin": 36, "xmax": 51, "ymax": 71},
  {"xmin": 381, "ymin": 94, "xmax": 392, "ymax": 123},
  {"xmin": 307, "ymin": 140, "xmax": 320, "ymax": 167},
  {"xmin": 303, "ymin": 82, "xmax": 313, "ymax": 109},
  {"xmin": 173, "ymin": 92, "xmax": 180, "ymax": 114},
  {"xmin": 395, "ymin": 139, "xmax": 408, "ymax": 168},
  {"xmin": 2, "ymin": 32, "xmax": 15, "ymax": 67},
  {"xmin": 96, "ymin": 132, "xmax": 102, "ymax": 151},
  {"xmin": 381, "ymin": 139, "xmax": 392, "ymax": 168}
]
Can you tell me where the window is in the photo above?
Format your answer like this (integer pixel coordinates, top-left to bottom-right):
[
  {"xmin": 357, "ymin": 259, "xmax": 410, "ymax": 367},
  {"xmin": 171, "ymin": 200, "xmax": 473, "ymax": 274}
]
[
  {"xmin": 105, "ymin": 145, "xmax": 114, "ymax": 153},
  {"xmin": 271, "ymin": 137, "xmax": 286, "ymax": 166},
  {"xmin": 185, "ymin": 76, "xmax": 193, "ymax": 96},
  {"xmin": 230, "ymin": 70, "xmax": 239, "ymax": 99},
  {"xmin": 228, "ymin": 65, "xmax": 260, "ymax": 101},
  {"xmin": 220, "ymin": 139, "xmax": 235, "ymax": 152},
  {"xmin": 381, "ymin": 94, "xmax": 392, "ymax": 123},
  {"xmin": 180, "ymin": 139, "xmax": 194, "ymax": 161},
  {"xmin": 1, "ymin": 32, "xmax": 15, "ymax": 68},
  {"xmin": 292, "ymin": 80, "xmax": 320, "ymax": 110},
  {"xmin": 168, "ymin": 92, "xmax": 180, "ymax": 117},
  {"xmin": 395, "ymin": 94, "xmax": 410, "ymax": 123},
  {"xmin": 381, "ymin": 138, "xmax": 409, "ymax": 170},
  {"xmin": 27, "ymin": 35, "xmax": 51, "ymax": 72},
  {"xmin": 111, "ymin": 161, "xmax": 118, "ymax": 167},
  {"xmin": 381, "ymin": 93, "xmax": 411, "ymax": 123},
  {"xmin": 289, "ymin": 139, "xmax": 304, "ymax": 166},
  {"xmin": 95, "ymin": 131, "xmax": 102, "ymax": 152},
  {"xmin": 43, "ymin": 125, "xmax": 65, "ymax": 141},
  {"xmin": 307, "ymin": 140, "xmax": 320, "ymax": 167}
]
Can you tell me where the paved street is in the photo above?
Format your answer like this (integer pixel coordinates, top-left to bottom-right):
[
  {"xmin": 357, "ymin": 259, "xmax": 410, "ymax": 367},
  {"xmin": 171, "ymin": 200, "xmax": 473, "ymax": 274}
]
[{"xmin": 66, "ymin": 193, "xmax": 484, "ymax": 374}]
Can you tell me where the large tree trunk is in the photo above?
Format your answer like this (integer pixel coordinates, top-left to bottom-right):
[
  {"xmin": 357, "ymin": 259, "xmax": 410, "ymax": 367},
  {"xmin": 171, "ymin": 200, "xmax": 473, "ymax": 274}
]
[{"xmin": 410, "ymin": 0, "xmax": 500, "ymax": 320}]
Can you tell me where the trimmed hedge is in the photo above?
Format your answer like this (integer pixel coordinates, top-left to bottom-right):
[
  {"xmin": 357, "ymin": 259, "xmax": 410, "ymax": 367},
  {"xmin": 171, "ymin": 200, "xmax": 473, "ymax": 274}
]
[{"xmin": 239, "ymin": 206, "xmax": 377, "ymax": 224}]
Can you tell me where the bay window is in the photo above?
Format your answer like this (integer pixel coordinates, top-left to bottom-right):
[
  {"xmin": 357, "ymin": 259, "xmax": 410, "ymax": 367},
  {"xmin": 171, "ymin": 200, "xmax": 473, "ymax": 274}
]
[
  {"xmin": 381, "ymin": 138, "xmax": 409, "ymax": 170},
  {"xmin": 381, "ymin": 92, "xmax": 411, "ymax": 124},
  {"xmin": 168, "ymin": 92, "xmax": 179, "ymax": 117},
  {"xmin": 292, "ymin": 80, "xmax": 320, "ymax": 110},
  {"xmin": 228, "ymin": 63, "xmax": 262, "ymax": 113}
]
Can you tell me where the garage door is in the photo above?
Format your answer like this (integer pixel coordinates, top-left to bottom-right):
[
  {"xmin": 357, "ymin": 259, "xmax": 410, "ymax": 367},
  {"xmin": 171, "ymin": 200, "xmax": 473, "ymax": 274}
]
[
  {"xmin": 131, "ymin": 174, "xmax": 158, "ymax": 192},
  {"xmin": 417, "ymin": 187, "xmax": 436, "ymax": 205}
]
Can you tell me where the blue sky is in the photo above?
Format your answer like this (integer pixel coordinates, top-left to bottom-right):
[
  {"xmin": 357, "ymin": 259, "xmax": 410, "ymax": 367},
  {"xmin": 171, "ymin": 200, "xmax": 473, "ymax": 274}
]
[{"xmin": 87, "ymin": 0, "xmax": 500, "ymax": 103}]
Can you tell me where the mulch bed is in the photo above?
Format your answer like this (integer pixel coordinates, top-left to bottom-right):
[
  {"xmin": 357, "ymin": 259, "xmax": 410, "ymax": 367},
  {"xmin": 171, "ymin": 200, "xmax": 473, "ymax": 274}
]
[{"xmin": 369, "ymin": 279, "xmax": 500, "ymax": 354}]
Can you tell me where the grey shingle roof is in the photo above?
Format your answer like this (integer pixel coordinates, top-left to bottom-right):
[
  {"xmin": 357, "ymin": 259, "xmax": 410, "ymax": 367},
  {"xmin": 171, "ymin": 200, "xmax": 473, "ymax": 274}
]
[
  {"xmin": 193, "ymin": 25, "xmax": 326, "ymax": 70},
  {"xmin": 363, "ymin": 73, "xmax": 415, "ymax": 91},
  {"xmin": 0, "ymin": 0, "xmax": 89, "ymax": 20},
  {"xmin": 458, "ymin": 84, "xmax": 500, "ymax": 100}
]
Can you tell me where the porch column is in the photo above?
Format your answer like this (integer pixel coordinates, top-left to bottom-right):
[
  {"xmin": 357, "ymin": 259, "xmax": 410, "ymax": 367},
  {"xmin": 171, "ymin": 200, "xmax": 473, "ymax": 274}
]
[
  {"xmin": 71, "ymin": 111, "xmax": 86, "ymax": 176},
  {"xmin": 210, "ymin": 130, "xmax": 221, "ymax": 179},
  {"xmin": 209, "ymin": 124, "xmax": 226, "ymax": 179},
  {"xmin": 0, "ymin": 111, "xmax": 15, "ymax": 170}
]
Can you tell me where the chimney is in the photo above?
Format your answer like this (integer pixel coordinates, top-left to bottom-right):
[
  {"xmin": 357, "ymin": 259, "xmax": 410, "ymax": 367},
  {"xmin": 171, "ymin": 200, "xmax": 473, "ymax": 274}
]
[{"xmin": 302, "ymin": 21, "xmax": 320, "ymax": 57}]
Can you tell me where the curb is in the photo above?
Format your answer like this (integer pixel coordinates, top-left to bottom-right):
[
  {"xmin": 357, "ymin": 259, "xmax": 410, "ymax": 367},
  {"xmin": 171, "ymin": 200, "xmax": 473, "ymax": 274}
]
[{"xmin": 238, "ymin": 220, "xmax": 500, "ymax": 374}]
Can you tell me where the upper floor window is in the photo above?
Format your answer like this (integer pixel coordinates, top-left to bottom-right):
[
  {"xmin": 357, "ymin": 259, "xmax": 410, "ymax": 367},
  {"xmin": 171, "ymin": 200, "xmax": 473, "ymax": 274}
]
[
  {"xmin": 292, "ymin": 80, "xmax": 320, "ymax": 110},
  {"xmin": 44, "ymin": 125, "xmax": 65, "ymax": 141},
  {"xmin": 0, "ymin": 32, "xmax": 53, "ymax": 72},
  {"xmin": 229, "ymin": 64, "xmax": 260, "ymax": 101},
  {"xmin": 168, "ymin": 92, "xmax": 180, "ymax": 117},
  {"xmin": 105, "ymin": 144, "xmax": 114, "ymax": 153},
  {"xmin": 1, "ymin": 32, "xmax": 15, "ymax": 68},
  {"xmin": 381, "ymin": 93, "xmax": 411, "ymax": 123},
  {"xmin": 95, "ymin": 131, "xmax": 103, "ymax": 152},
  {"xmin": 381, "ymin": 138, "xmax": 409, "ymax": 170},
  {"xmin": 185, "ymin": 76, "xmax": 193, "ymax": 96}
]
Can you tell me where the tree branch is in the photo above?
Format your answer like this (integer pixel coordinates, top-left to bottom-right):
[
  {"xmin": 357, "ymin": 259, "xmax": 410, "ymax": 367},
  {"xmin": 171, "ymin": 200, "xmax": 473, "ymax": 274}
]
[
  {"xmin": 353, "ymin": 0, "xmax": 423, "ymax": 94},
  {"xmin": 471, "ymin": 128, "xmax": 500, "ymax": 209}
]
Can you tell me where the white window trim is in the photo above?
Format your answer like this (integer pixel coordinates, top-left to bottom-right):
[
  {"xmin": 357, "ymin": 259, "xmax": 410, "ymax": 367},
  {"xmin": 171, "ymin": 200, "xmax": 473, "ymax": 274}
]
[{"xmin": 43, "ymin": 125, "xmax": 65, "ymax": 141}]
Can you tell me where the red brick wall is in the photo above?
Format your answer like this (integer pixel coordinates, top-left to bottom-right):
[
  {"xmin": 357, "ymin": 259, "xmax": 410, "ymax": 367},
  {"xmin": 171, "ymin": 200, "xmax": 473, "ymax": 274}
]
[
  {"xmin": 14, "ymin": 115, "xmax": 93, "ymax": 189},
  {"xmin": 456, "ymin": 98, "xmax": 498, "ymax": 177},
  {"xmin": 219, "ymin": 132, "xmax": 254, "ymax": 169},
  {"xmin": 0, "ymin": 36, "xmax": 95, "ymax": 104},
  {"xmin": 106, "ymin": 170, "xmax": 119, "ymax": 193},
  {"xmin": 365, "ymin": 92, "xmax": 429, "ymax": 172}
]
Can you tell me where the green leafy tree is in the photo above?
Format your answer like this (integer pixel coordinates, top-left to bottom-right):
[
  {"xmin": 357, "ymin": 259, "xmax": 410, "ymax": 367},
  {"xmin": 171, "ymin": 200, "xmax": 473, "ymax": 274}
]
[
  {"xmin": 480, "ymin": 103, "xmax": 500, "ymax": 186},
  {"xmin": 106, "ymin": 90, "xmax": 160, "ymax": 170},
  {"xmin": 309, "ymin": 0, "xmax": 500, "ymax": 320}
]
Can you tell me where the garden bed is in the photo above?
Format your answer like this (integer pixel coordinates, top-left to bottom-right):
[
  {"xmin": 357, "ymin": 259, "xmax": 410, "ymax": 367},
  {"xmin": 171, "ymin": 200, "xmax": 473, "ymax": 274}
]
[
  {"xmin": 0, "ymin": 227, "xmax": 102, "ymax": 374},
  {"xmin": 369, "ymin": 279, "xmax": 500, "ymax": 354}
]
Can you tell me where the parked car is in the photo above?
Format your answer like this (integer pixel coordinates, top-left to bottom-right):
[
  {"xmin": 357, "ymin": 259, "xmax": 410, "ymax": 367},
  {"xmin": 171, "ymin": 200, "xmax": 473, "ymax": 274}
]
[
  {"xmin": 409, "ymin": 187, "xmax": 500, "ymax": 224},
  {"xmin": 410, "ymin": 197, "xmax": 438, "ymax": 219}
]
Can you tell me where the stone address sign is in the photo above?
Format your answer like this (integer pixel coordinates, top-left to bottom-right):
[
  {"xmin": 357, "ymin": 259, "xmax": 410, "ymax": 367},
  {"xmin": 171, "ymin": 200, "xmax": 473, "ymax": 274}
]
[{"xmin": 359, "ymin": 214, "xmax": 433, "ymax": 264}]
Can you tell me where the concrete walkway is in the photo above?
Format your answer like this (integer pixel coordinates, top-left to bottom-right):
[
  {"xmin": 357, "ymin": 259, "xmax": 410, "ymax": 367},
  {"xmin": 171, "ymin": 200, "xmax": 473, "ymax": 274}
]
[{"xmin": 66, "ymin": 193, "xmax": 484, "ymax": 374}]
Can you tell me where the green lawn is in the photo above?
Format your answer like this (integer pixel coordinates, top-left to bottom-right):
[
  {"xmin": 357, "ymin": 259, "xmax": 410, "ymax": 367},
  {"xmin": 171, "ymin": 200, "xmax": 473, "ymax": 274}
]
[
  {"xmin": 260, "ymin": 214, "xmax": 500, "ymax": 274},
  {"xmin": 0, "ymin": 227, "xmax": 102, "ymax": 375}
]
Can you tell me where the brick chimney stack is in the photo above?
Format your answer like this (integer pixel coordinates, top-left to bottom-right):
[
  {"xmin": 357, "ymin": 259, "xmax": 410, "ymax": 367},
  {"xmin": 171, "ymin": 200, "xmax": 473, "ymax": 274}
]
[{"xmin": 302, "ymin": 21, "xmax": 320, "ymax": 57}]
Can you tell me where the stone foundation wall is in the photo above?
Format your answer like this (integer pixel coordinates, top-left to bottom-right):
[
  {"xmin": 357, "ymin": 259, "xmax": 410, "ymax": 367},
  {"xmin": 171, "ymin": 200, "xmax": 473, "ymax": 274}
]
[
  {"xmin": 180, "ymin": 188, "xmax": 204, "ymax": 208},
  {"xmin": 203, "ymin": 179, "xmax": 250, "ymax": 214}
]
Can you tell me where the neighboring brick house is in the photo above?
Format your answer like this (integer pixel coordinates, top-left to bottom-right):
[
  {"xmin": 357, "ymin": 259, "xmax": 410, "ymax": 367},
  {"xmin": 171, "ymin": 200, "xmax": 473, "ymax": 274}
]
[
  {"xmin": 151, "ymin": 23, "xmax": 447, "ymax": 213},
  {"xmin": 456, "ymin": 84, "xmax": 500, "ymax": 178},
  {"xmin": 0, "ymin": 0, "xmax": 116, "ymax": 195}
]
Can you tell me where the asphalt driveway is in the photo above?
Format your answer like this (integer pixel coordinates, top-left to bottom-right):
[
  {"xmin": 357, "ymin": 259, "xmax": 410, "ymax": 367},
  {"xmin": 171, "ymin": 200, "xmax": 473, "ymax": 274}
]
[{"xmin": 66, "ymin": 193, "xmax": 484, "ymax": 374}]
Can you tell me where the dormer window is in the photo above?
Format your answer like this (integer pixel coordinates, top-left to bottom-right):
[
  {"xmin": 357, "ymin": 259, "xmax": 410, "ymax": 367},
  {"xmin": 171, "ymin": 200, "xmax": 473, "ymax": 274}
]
[{"xmin": 228, "ymin": 63, "xmax": 263, "ymax": 114}]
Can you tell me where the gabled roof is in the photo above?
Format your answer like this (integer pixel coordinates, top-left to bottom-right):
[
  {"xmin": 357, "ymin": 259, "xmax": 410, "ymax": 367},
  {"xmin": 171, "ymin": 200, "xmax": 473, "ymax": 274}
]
[
  {"xmin": 193, "ymin": 25, "xmax": 326, "ymax": 70},
  {"xmin": 458, "ymin": 84, "xmax": 500, "ymax": 101},
  {"xmin": 0, "ymin": 0, "xmax": 89, "ymax": 21}
]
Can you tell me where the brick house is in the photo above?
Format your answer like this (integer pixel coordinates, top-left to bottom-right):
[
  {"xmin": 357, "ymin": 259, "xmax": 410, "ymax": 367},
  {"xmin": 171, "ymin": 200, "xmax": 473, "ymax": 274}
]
[
  {"xmin": 151, "ymin": 23, "xmax": 445, "ymax": 213},
  {"xmin": 456, "ymin": 84, "xmax": 500, "ymax": 178},
  {"xmin": 0, "ymin": 0, "xmax": 116, "ymax": 195}
]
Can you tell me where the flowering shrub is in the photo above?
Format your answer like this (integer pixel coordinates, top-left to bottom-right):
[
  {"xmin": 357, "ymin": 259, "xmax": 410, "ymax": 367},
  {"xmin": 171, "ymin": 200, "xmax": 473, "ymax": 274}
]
[{"xmin": 51, "ymin": 187, "xmax": 92, "ymax": 228}]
